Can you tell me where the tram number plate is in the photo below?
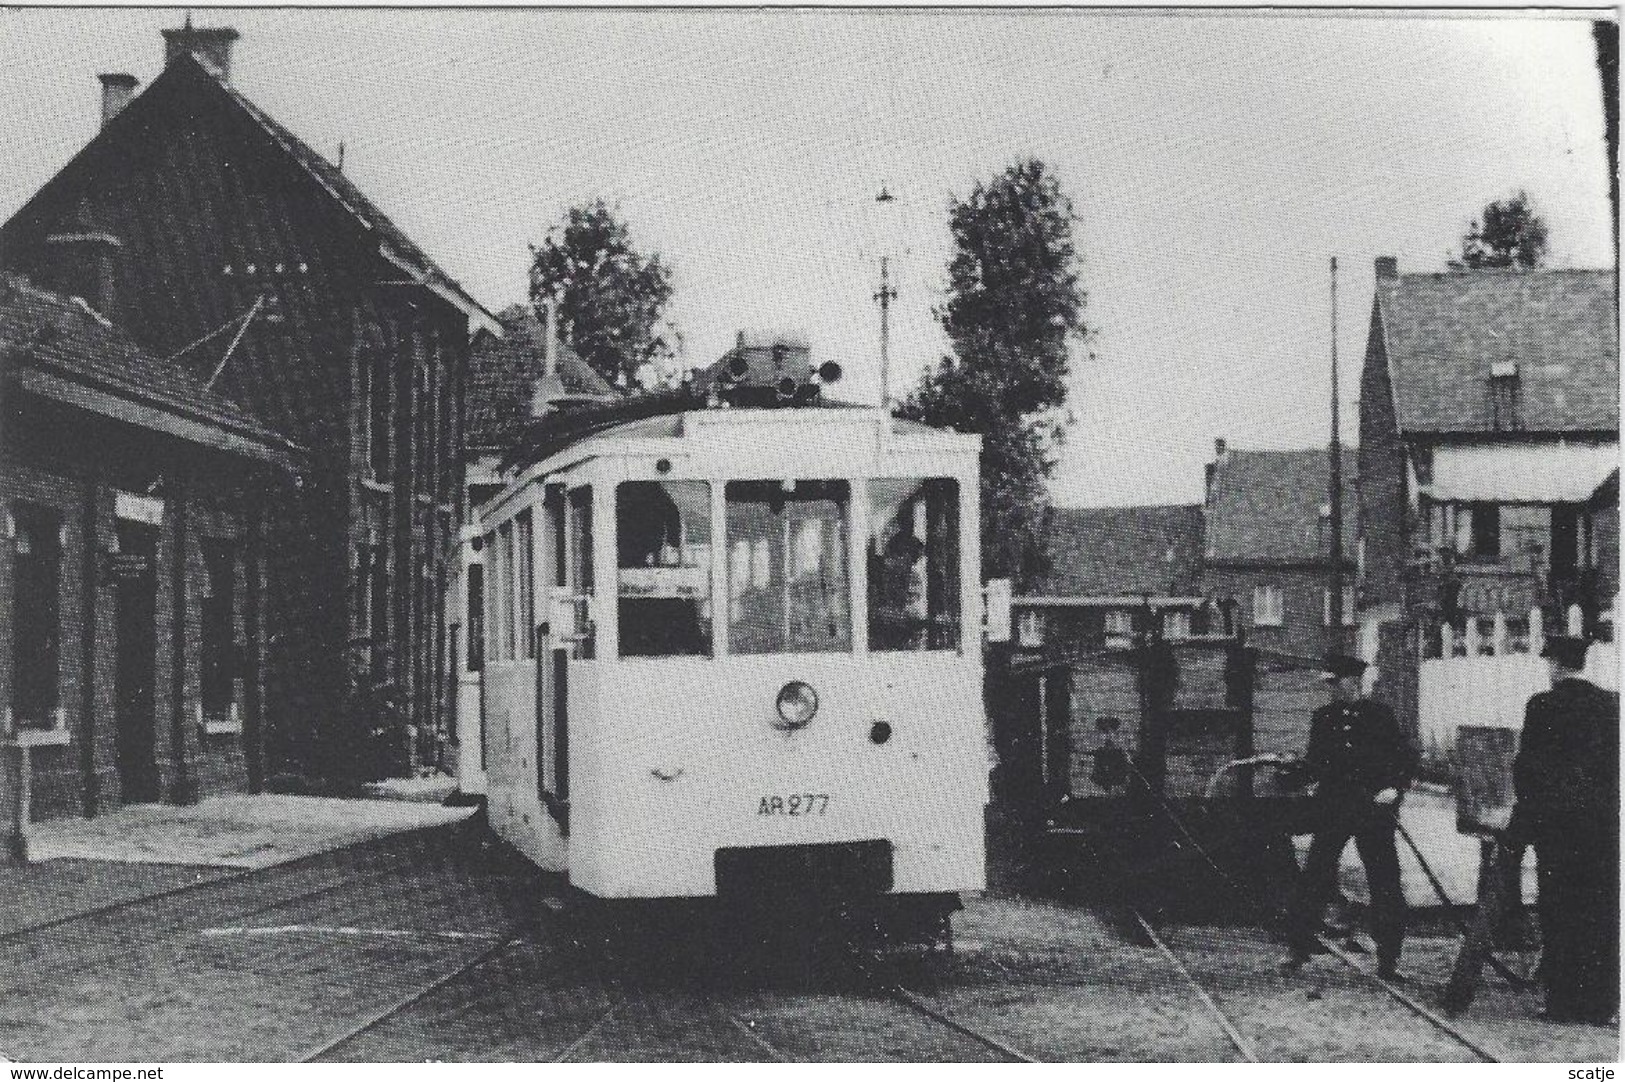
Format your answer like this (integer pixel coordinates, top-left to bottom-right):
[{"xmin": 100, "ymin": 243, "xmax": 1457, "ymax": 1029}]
[{"xmin": 757, "ymin": 794, "xmax": 829, "ymax": 817}]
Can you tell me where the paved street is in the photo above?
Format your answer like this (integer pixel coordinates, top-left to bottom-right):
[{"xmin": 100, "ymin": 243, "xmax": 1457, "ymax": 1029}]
[{"xmin": 0, "ymin": 821, "xmax": 1613, "ymax": 1063}]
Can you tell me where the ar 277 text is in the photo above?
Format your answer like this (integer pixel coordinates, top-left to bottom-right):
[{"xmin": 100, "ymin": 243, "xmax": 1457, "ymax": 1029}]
[{"xmin": 757, "ymin": 794, "xmax": 829, "ymax": 816}]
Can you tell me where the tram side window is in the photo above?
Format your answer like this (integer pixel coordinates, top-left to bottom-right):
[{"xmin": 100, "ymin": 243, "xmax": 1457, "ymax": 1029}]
[
  {"xmin": 483, "ymin": 531, "xmax": 501, "ymax": 664},
  {"xmin": 726, "ymin": 481, "xmax": 851, "ymax": 655},
  {"xmin": 867, "ymin": 478, "xmax": 961, "ymax": 651},
  {"xmin": 617, "ymin": 481, "xmax": 712, "ymax": 657},
  {"xmin": 568, "ymin": 488, "xmax": 595, "ymax": 660},
  {"xmin": 499, "ymin": 522, "xmax": 516, "ymax": 661},
  {"xmin": 516, "ymin": 510, "xmax": 535, "ymax": 660}
]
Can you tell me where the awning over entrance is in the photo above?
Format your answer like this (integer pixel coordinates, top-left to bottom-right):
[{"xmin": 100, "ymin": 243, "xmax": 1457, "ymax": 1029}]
[{"xmin": 1427, "ymin": 441, "xmax": 1620, "ymax": 504}]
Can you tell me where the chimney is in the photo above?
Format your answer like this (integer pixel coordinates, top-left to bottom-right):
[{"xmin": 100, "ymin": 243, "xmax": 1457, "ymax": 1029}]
[
  {"xmin": 162, "ymin": 19, "xmax": 240, "ymax": 81},
  {"xmin": 98, "ymin": 74, "xmax": 138, "ymax": 128},
  {"xmin": 543, "ymin": 298, "xmax": 559, "ymax": 378},
  {"xmin": 1374, "ymin": 256, "xmax": 1398, "ymax": 281}
]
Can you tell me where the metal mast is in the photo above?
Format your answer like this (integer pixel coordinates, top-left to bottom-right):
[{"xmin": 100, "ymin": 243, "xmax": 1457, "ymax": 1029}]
[
  {"xmin": 1328, "ymin": 256, "xmax": 1345, "ymax": 642},
  {"xmin": 874, "ymin": 185, "xmax": 897, "ymax": 413}
]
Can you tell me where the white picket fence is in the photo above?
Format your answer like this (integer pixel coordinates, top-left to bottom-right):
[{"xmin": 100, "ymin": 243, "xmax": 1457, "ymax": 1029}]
[{"xmin": 1417, "ymin": 603, "xmax": 1618, "ymax": 755}]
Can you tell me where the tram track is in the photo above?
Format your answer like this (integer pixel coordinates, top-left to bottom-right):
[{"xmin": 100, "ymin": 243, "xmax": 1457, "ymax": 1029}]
[
  {"xmin": 845, "ymin": 945, "xmax": 1039, "ymax": 1062},
  {"xmin": 1096, "ymin": 770, "xmax": 1514, "ymax": 1063},
  {"xmin": 300, "ymin": 929, "xmax": 527, "ymax": 1063}
]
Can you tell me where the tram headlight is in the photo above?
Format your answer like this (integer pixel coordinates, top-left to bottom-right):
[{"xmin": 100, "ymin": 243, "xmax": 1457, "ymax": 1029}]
[{"xmin": 774, "ymin": 681, "xmax": 818, "ymax": 730}]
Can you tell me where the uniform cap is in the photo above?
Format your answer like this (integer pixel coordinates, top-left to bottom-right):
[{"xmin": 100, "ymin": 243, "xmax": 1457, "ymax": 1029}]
[
  {"xmin": 1320, "ymin": 653, "xmax": 1367, "ymax": 680},
  {"xmin": 1540, "ymin": 634, "xmax": 1589, "ymax": 669}
]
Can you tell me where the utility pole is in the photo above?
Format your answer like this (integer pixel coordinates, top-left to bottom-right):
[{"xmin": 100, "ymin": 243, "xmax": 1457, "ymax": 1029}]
[
  {"xmin": 1328, "ymin": 256, "xmax": 1345, "ymax": 646},
  {"xmin": 874, "ymin": 185, "xmax": 897, "ymax": 413}
]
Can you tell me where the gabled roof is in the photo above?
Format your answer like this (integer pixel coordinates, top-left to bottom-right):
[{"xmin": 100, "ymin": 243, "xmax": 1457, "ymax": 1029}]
[
  {"xmin": 1, "ymin": 53, "xmax": 498, "ymax": 335},
  {"xmin": 0, "ymin": 273, "xmax": 299, "ymax": 470},
  {"xmin": 468, "ymin": 305, "xmax": 618, "ymax": 454},
  {"xmin": 1206, "ymin": 448, "xmax": 1356, "ymax": 565},
  {"xmin": 1034, "ymin": 504, "xmax": 1205, "ymax": 598},
  {"xmin": 1375, "ymin": 268, "xmax": 1618, "ymax": 436}
]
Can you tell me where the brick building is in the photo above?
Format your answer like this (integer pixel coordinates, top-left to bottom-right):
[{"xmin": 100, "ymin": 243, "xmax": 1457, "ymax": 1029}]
[
  {"xmin": 1202, "ymin": 442, "xmax": 1358, "ymax": 660},
  {"xmin": 1013, "ymin": 504, "xmax": 1209, "ymax": 653},
  {"xmin": 0, "ymin": 25, "xmax": 498, "ymax": 779},
  {"xmin": 1355, "ymin": 258, "xmax": 1618, "ymax": 728},
  {"xmin": 1357, "ymin": 259, "xmax": 1618, "ymax": 627},
  {"xmin": 1, "ymin": 274, "xmax": 297, "ymax": 819}
]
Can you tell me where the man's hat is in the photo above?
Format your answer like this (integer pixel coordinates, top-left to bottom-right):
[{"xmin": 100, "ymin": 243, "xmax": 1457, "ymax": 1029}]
[
  {"xmin": 1319, "ymin": 652, "xmax": 1367, "ymax": 680},
  {"xmin": 1540, "ymin": 634, "xmax": 1590, "ymax": 670}
]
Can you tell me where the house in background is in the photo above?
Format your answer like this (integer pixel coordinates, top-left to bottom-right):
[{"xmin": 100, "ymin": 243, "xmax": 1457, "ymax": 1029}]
[
  {"xmin": 1, "ymin": 274, "xmax": 298, "ymax": 820},
  {"xmin": 1202, "ymin": 441, "xmax": 1358, "ymax": 660},
  {"xmin": 0, "ymin": 25, "xmax": 498, "ymax": 781},
  {"xmin": 1356, "ymin": 258, "xmax": 1619, "ymax": 739},
  {"xmin": 452, "ymin": 305, "xmax": 615, "ymax": 794},
  {"xmin": 1358, "ymin": 260, "xmax": 1618, "ymax": 636},
  {"xmin": 1012, "ymin": 504, "xmax": 1208, "ymax": 654}
]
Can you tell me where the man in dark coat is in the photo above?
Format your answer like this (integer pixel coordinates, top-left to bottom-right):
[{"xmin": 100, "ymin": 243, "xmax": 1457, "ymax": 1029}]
[
  {"xmin": 1278, "ymin": 653, "xmax": 1417, "ymax": 979},
  {"xmin": 1508, "ymin": 634, "xmax": 1619, "ymax": 1025}
]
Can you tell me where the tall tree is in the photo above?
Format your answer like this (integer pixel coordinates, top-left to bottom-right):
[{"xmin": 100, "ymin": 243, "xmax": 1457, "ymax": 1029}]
[
  {"xmin": 529, "ymin": 200, "xmax": 678, "ymax": 388},
  {"xmin": 1460, "ymin": 190, "xmax": 1551, "ymax": 269},
  {"xmin": 900, "ymin": 158, "xmax": 1086, "ymax": 587}
]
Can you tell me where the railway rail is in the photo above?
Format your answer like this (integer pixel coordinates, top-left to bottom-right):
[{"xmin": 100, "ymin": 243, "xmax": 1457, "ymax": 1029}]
[{"xmin": 1110, "ymin": 767, "xmax": 1516, "ymax": 1064}]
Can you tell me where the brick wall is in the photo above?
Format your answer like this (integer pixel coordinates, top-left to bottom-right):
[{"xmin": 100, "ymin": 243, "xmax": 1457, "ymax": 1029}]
[
  {"xmin": 1357, "ymin": 301, "xmax": 1411, "ymax": 611},
  {"xmin": 1, "ymin": 396, "xmax": 267, "ymax": 821}
]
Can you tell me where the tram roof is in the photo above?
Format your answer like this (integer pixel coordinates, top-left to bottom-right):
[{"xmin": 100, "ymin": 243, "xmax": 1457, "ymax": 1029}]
[{"xmin": 500, "ymin": 393, "xmax": 948, "ymax": 472}]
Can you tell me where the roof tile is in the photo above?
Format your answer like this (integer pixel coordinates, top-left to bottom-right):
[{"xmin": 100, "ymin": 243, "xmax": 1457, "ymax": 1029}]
[
  {"xmin": 1035, "ymin": 504, "xmax": 1205, "ymax": 597},
  {"xmin": 1206, "ymin": 447, "xmax": 1356, "ymax": 564},
  {"xmin": 1378, "ymin": 268, "xmax": 1618, "ymax": 435}
]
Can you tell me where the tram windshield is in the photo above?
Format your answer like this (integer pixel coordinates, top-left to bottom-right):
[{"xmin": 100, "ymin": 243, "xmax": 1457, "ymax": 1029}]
[
  {"xmin": 866, "ymin": 478, "xmax": 961, "ymax": 651},
  {"xmin": 616, "ymin": 481, "xmax": 712, "ymax": 657},
  {"xmin": 725, "ymin": 481, "xmax": 852, "ymax": 655}
]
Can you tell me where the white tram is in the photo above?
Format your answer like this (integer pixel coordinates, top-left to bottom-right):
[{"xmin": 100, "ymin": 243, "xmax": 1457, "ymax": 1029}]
[{"xmin": 472, "ymin": 339, "xmax": 992, "ymax": 928}]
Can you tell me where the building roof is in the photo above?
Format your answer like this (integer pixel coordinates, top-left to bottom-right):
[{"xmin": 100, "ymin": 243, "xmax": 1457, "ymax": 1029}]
[
  {"xmin": 467, "ymin": 305, "xmax": 618, "ymax": 453},
  {"xmin": 0, "ymin": 273, "xmax": 299, "ymax": 469},
  {"xmin": 1034, "ymin": 504, "xmax": 1205, "ymax": 598},
  {"xmin": 1376, "ymin": 268, "xmax": 1619, "ymax": 436},
  {"xmin": 1, "ymin": 52, "xmax": 498, "ymax": 336},
  {"xmin": 1206, "ymin": 447, "xmax": 1356, "ymax": 565}
]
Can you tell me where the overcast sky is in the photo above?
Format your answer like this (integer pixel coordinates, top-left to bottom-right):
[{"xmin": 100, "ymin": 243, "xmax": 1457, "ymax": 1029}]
[{"xmin": 0, "ymin": 8, "xmax": 1613, "ymax": 505}]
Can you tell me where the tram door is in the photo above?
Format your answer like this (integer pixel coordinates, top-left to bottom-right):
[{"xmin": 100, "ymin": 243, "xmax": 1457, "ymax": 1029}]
[
  {"xmin": 112, "ymin": 520, "xmax": 161, "ymax": 804},
  {"xmin": 538, "ymin": 485, "xmax": 592, "ymax": 827}
]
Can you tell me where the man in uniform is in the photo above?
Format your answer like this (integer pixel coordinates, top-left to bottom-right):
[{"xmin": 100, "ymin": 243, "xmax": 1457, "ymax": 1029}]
[
  {"xmin": 1507, "ymin": 634, "xmax": 1619, "ymax": 1025},
  {"xmin": 1278, "ymin": 653, "xmax": 1417, "ymax": 979}
]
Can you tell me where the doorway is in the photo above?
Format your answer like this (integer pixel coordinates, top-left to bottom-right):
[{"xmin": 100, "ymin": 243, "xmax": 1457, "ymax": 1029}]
[{"xmin": 113, "ymin": 520, "xmax": 160, "ymax": 804}]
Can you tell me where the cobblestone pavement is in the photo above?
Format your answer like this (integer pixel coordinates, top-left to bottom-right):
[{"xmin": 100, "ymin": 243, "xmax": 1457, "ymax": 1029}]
[{"xmin": 0, "ymin": 824, "xmax": 1613, "ymax": 1063}]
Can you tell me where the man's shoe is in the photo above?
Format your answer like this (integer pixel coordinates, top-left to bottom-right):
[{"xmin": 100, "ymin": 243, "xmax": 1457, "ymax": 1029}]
[{"xmin": 1276, "ymin": 952, "xmax": 1310, "ymax": 975}]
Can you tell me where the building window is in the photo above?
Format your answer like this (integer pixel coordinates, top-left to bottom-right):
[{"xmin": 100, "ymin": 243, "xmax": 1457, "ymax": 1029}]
[
  {"xmin": 1253, "ymin": 585, "xmax": 1284, "ymax": 627},
  {"xmin": 866, "ymin": 478, "xmax": 961, "ymax": 652},
  {"xmin": 10, "ymin": 506, "xmax": 63, "ymax": 730},
  {"xmin": 201, "ymin": 540, "xmax": 237, "ymax": 722},
  {"xmin": 1322, "ymin": 586, "xmax": 1356, "ymax": 627},
  {"xmin": 1163, "ymin": 610, "xmax": 1192, "ymax": 639},
  {"xmin": 367, "ymin": 353, "xmax": 392, "ymax": 480},
  {"xmin": 1489, "ymin": 364, "xmax": 1520, "ymax": 431},
  {"xmin": 725, "ymin": 480, "xmax": 851, "ymax": 656},
  {"xmin": 1104, "ymin": 609, "xmax": 1134, "ymax": 639},
  {"xmin": 1017, "ymin": 610, "xmax": 1045, "ymax": 648},
  {"xmin": 617, "ymin": 481, "xmax": 712, "ymax": 658},
  {"xmin": 1460, "ymin": 503, "xmax": 1500, "ymax": 561}
]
